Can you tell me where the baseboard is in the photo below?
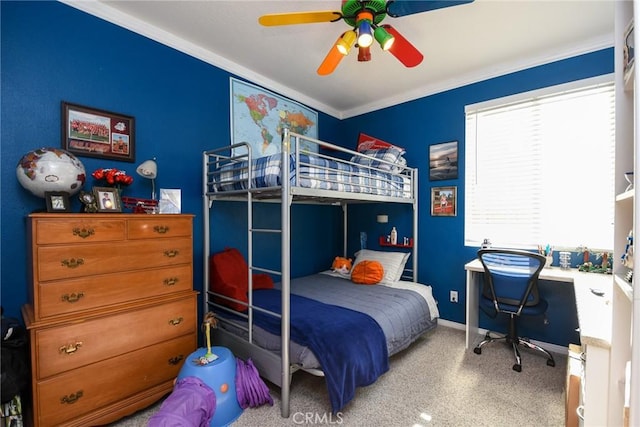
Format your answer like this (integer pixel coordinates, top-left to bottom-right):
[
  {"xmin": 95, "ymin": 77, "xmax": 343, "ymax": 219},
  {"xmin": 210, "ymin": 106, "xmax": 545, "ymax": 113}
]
[{"xmin": 437, "ymin": 318, "xmax": 569, "ymax": 355}]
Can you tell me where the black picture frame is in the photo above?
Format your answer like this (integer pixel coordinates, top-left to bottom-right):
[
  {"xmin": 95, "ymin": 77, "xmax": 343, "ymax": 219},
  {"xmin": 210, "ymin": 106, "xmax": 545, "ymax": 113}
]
[
  {"xmin": 61, "ymin": 101, "xmax": 135, "ymax": 162},
  {"xmin": 93, "ymin": 187, "xmax": 122, "ymax": 213},
  {"xmin": 45, "ymin": 191, "xmax": 71, "ymax": 213},
  {"xmin": 429, "ymin": 141, "xmax": 458, "ymax": 181}
]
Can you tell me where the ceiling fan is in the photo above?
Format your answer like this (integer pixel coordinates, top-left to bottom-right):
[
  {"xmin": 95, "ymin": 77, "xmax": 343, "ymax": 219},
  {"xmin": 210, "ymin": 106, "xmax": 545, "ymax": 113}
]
[{"xmin": 259, "ymin": 0, "xmax": 474, "ymax": 75}]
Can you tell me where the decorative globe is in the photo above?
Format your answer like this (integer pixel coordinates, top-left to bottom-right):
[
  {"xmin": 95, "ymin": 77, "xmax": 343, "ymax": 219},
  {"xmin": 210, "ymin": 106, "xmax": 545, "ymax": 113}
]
[{"xmin": 16, "ymin": 148, "xmax": 86, "ymax": 198}]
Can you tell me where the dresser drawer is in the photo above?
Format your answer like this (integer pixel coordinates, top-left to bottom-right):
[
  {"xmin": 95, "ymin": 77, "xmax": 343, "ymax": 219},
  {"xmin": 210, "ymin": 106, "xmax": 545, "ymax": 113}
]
[
  {"xmin": 34, "ymin": 334, "xmax": 194, "ymax": 427},
  {"xmin": 128, "ymin": 217, "xmax": 192, "ymax": 239},
  {"xmin": 36, "ymin": 264, "xmax": 192, "ymax": 319},
  {"xmin": 37, "ymin": 238, "xmax": 192, "ymax": 281},
  {"xmin": 34, "ymin": 218, "xmax": 126, "ymax": 245},
  {"xmin": 34, "ymin": 294, "xmax": 197, "ymax": 379}
]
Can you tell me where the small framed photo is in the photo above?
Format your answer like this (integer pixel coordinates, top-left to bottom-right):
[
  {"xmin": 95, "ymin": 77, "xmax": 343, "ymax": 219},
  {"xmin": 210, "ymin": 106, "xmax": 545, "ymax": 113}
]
[
  {"xmin": 94, "ymin": 187, "xmax": 122, "ymax": 213},
  {"xmin": 429, "ymin": 141, "xmax": 458, "ymax": 181},
  {"xmin": 431, "ymin": 186, "xmax": 457, "ymax": 217},
  {"xmin": 45, "ymin": 191, "xmax": 71, "ymax": 213},
  {"xmin": 62, "ymin": 101, "xmax": 135, "ymax": 162}
]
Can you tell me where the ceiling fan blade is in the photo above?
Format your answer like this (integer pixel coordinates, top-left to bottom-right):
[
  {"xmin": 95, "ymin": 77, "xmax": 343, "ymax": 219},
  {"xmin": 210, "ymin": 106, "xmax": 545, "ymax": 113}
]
[
  {"xmin": 381, "ymin": 25, "xmax": 423, "ymax": 68},
  {"xmin": 259, "ymin": 11, "xmax": 341, "ymax": 26},
  {"xmin": 317, "ymin": 41, "xmax": 345, "ymax": 76},
  {"xmin": 386, "ymin": 0, "xmax": 474, "ymax": 18}
]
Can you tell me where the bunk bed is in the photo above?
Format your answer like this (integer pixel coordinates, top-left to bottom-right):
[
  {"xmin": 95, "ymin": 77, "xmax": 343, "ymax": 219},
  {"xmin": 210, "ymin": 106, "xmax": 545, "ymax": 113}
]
[{"xmin": 202, "ymin": 129, "xmax": 438, "ymax": 416}]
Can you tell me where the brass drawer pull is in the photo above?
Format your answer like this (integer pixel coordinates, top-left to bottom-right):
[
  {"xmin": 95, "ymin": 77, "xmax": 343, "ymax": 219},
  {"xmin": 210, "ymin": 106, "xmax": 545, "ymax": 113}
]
[
  {"xmin": 164, "ymin": 278, "xmax": 179, "ymax": 286},
  {"xmin": 164, "ymin": 250, "xmax": 179, "ymax": 258},
  {"xmin": 72, "ymin": 227, "xmax": 95, "ymax": 239},
  {"xmin": 61, "ymin": 258, "xmax": 84, "ymax": 268},
  {"xmin": 61, "ymin": 292, "xmax": 84, "ymax": 303},
  {"xmin": 168, "ymin": 317, "xmax": 183, "ymax": 326},
  {"xmin": 154, "ymin": 225, "xmax": 170, "ymax": 234},
  {"xmin": 168, "ymin": 355, "xmax": 184, "ymax": 365},
  {"xmin": 59, "ymin": 342, "xmax": 83, "ymax": 355},
  {"xmin": 61, "ymin": 390, "xmax": 83, "ymax": 404}
]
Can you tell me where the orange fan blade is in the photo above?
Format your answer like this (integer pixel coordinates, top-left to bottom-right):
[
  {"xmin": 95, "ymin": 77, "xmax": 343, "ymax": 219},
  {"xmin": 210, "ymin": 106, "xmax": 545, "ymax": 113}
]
[
  {"xmin": 317, "ymin": 39, "xmax": 346, "ymax": 75},
  {"xmin": 259, "ymin": 11, "xmax": 341, "ymax": 26},
  {"xmin": 381, "ymin": 24, "xmax": 424, "ymax": 68}
]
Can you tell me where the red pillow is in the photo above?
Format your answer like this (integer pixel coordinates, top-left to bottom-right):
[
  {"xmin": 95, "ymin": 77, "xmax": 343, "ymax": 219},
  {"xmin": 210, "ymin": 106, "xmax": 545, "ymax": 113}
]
[{"xmin": 210, "ymin": 248, "xmax": 274, "ymax": 311}]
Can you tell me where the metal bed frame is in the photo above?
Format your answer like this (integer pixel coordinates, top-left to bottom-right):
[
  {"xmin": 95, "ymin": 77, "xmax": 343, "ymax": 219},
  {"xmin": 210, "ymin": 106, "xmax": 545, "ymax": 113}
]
[{"xmin": 202, "ymin": 129, "xmax": 418, "ymax": 417}]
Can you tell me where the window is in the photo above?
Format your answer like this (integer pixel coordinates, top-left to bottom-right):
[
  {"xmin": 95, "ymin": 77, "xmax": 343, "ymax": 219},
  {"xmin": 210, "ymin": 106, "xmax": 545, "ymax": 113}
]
[{"xmin": 465, "ymin": 75, "xmax": 614, "ymax": 251}]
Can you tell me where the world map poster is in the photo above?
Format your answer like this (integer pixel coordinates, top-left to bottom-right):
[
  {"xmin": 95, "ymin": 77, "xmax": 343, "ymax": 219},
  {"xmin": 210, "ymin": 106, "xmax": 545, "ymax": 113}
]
[{"xmin": 230, "ymin": 78, "xmax": 318, "ymax": 159}]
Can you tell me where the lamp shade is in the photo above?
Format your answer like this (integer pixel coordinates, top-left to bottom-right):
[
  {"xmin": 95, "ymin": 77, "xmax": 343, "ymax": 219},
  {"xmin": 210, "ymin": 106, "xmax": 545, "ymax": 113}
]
[
  {"xmin": 136, "ymin": 159, "xmax": 157, "ymax": 179},
  {"xmin": 377, "ymin": 215, "xmax": 388, "ymax": 223}
]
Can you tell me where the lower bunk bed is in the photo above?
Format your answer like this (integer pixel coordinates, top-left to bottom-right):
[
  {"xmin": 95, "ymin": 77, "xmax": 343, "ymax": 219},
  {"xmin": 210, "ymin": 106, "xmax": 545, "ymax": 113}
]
[{"xmin": 210, "ymin": 267, "xmax": 439, "ymax": 413}]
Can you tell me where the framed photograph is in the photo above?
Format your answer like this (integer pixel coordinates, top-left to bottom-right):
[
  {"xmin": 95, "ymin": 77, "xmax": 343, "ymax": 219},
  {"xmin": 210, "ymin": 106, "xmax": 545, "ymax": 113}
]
[
  {"xmin": 44, "ymin": 191, "xmax": 71, "ymax": 213},
  {"xmin": 431, "ymin": 186, "xmax": 457, "ymax": 217},
  {"xmin": 62, "ymin": 101, "xmax": 135, "ymax": 162},
  {"xmin": 624, "ymin": 19, "xmax": 635, "ymax": 80},
  {"xmin": 93, "ymin": 187, "xmax": 122, "ymax": 213},
  {"xmin": 230, "ymin": 77, "xmax": 318, "ymax": 159},
  {"xmin": 429, "ymin": 141, "xmax": 458, "ymax": 181}
]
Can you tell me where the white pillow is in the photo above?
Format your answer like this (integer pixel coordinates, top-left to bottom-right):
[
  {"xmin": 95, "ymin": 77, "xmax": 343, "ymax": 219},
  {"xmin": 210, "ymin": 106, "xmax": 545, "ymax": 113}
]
[{"xmin": 351, "ymin": 249, "xmax": 410, "ymax": 284}]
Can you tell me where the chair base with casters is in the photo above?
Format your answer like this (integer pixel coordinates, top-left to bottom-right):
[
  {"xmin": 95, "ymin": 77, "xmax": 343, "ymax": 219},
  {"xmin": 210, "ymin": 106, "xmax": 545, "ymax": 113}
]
[
  {"xmin": 473, "ymin": 313, "xmax": 556, "ymax": 372},
  {"xmin": 474, "ymin": 248, "xmax": 557, "ymax": 372}
]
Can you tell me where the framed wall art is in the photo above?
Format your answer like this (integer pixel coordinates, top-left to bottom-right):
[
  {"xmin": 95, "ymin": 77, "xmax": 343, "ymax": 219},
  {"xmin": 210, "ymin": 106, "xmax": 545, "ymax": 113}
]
[
  {"xmin": 230, "ymin": 78, "xmax": 318, "ymax": 159},
  {"xmin": 94, "ymin": 187, "xmax": 122, "ymax": 213},
  {"xmin": 429, "ymin": 141, "xmax": 458, "ymax": 181},
  {"xmin": 431, "ymin": 186, "xmax": 457, "ymax": 217},
  {"xmin": 62, "ymin": 101, "xmax": 135, "ymax": 162}
]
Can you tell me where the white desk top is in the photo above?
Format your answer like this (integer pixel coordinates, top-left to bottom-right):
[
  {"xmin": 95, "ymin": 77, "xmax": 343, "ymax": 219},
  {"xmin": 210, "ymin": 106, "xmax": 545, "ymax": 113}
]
[{"xmin": 465, "ymin": 259, "xmax": 612, "ymax": 348}]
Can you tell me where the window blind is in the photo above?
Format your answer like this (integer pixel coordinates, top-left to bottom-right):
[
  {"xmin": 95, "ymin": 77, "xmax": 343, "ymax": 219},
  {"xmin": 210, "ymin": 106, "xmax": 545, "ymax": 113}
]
[{"xmin": 465, "ymin": 76, "xmax": 615, "ymax": 250}]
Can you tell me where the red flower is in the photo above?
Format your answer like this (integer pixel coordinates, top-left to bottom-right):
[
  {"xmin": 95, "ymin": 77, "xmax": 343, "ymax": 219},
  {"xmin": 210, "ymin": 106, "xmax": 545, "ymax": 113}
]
[{"xmin": 92, "ymin": 168, "xmax": 133, "ymax": 187}]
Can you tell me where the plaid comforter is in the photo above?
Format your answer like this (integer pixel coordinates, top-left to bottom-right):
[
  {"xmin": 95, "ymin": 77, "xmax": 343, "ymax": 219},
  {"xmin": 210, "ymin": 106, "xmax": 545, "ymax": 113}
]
[{"xmin": 214, "ymin": 153, "xmax": 410, "ymax": 197}]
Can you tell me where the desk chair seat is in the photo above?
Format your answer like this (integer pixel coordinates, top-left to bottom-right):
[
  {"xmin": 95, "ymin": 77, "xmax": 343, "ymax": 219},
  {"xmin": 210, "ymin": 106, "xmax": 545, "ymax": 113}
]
[{"xmin": 473, "ymin": 249, "xmax": 556, "ymax": 372}]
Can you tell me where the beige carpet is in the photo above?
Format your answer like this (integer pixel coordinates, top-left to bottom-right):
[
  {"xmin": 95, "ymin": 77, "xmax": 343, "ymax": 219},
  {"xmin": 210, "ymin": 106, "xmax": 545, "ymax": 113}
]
[{"xmin": 110, "ymin": 326, "xmax": 567, "ymax": 426}]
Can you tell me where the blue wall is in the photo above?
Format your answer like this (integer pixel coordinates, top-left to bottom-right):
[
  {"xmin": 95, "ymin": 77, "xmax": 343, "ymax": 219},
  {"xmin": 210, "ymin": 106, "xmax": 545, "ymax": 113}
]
[
  {"xmin": 1, "ymin": 1, "xmax": 343, "ymax": 322},
  {"xmin": 1, "ymin": 1, "xmax": 613, "ymax": 346}
]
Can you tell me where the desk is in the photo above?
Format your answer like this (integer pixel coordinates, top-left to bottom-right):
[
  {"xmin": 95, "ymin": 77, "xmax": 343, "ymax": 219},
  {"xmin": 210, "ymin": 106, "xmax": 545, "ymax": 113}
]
[{"xmin": 464, "ymin": 258, "xmax": 612, "ymax": 426}]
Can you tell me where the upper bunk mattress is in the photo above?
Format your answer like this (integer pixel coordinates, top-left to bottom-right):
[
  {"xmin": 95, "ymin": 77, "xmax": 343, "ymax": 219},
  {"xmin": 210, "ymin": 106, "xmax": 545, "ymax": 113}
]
[{"xmin": 213, "ymin": 153, "xmax": 410, "ymax": 197}]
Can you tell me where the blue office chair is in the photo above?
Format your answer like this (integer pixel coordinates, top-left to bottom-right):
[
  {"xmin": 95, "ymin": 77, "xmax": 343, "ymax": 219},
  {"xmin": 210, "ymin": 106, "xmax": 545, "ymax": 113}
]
[{"xmin": 474, "ymin": 249, "xmax": 556, "ymax": 372}]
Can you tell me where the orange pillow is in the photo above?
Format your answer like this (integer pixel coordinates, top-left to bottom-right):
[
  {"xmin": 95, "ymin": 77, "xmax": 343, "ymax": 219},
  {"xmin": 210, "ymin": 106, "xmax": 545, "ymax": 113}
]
[{"xmin": 351, "ymin": 260, "xmax": 384, "ymax": 285}]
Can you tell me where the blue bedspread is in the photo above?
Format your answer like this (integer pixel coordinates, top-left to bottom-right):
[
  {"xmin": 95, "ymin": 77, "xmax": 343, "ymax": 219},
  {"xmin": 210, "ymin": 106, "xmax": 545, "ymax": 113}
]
[{"xmin": 251, "ymin": 289, "xmax": 389, "ymax": 412}]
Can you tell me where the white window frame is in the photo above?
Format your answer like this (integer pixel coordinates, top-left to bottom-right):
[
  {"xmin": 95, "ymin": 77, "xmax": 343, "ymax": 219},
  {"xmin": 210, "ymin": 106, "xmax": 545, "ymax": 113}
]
[{"xmin": 464, "ymin": 74, "xmax": 615, "ymax": 252}]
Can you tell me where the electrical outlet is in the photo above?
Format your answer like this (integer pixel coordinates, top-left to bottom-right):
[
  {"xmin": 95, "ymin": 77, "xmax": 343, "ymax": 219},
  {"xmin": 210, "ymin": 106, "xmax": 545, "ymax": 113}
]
[{"xmin": 450, "ymin": 290, "xmax": 459, "ymax": 303}]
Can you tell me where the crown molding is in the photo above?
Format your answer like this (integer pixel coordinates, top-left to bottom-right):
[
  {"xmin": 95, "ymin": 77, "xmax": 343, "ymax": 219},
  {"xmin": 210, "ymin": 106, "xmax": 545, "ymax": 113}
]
[
  {"xmin": 60, "ymin": 1, "xmax": 612, "ymax": 121},
  {"xmin": 59, "ymin": 0, "xmax": 342, "ymax": 119}
]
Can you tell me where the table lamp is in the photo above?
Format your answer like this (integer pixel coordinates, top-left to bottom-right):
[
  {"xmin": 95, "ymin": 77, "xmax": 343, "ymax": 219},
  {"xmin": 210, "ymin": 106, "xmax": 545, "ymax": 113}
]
[{"xmin": 136, "ymin": 158, "xmax": 157, "ymax": 200}]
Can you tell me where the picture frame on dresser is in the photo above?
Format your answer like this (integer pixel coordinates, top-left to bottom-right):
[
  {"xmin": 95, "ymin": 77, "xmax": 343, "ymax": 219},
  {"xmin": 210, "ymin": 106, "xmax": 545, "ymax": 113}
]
[
  {"xmin": 94, "ymin": 187, "xmax": 122, "ymax": 212},
  {"xmin": 44, "ymin": 191, "xmax": 71, "ymax": 213}
]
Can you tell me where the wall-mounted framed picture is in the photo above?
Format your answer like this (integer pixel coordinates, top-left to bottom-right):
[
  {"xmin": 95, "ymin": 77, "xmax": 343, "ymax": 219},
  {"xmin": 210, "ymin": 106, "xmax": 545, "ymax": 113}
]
[
  {"xmin": 429, "ymin": 141, "xmax": 458, "ymax": 181},
  {"xmin": 93, "ymin": 187, "xmax": 122, "ymax": 213},
  {"xmin": 624, "ymin": 19, "xmax": 635, "ymax": 82},
  {"xmin": 61, "ymin": 101, "xmax": 135, "ymax": 162},
  {"xmin": 44, "ymin": 191, "xmax": 71, "ymax": 213},
  {"xmin": 431, "ymin": 186, "xmax": 457, "ymax": 217},
  {"xmin": 230, "ymin": 77, "xmax": 318, "ymax": 159}
]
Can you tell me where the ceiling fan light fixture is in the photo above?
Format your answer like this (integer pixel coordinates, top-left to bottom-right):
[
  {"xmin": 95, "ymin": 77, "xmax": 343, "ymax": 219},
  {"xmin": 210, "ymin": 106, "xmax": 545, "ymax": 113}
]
[
  {"xmin": 374, "ymin": 26, "xmax": 394, "ymax": 51},
  {"xmin": 356, "ymin": 19, "xmax": 373, "ymax": 48},
  {"xmin": 358, "ymin": 45, "xmax": 371, "ymax": 62},
  {"xmin": 337, "ymin": 30, "xmax": 357, "ymax": 55}
]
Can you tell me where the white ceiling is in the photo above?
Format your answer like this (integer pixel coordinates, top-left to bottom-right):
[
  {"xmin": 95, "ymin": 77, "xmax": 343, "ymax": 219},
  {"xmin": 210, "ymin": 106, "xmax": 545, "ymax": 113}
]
[{"xmin": 63, "ymin": 0, "xmax": 614, "ymax": 119}]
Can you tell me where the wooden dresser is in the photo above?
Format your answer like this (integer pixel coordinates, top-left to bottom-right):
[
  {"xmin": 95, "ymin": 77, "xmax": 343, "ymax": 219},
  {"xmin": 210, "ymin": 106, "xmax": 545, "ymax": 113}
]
[{"xmin": 22, "ymin": 213, "xmax": 197, "ymax": 427}]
